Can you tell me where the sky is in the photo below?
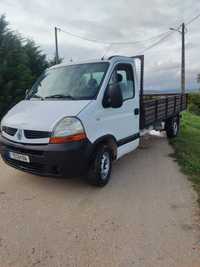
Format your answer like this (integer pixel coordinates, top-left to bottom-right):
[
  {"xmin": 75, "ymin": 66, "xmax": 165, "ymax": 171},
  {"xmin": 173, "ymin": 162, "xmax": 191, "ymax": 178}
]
[{"xmin": 0, "ymin": 0, "xmax": 200, "ymax": 91}]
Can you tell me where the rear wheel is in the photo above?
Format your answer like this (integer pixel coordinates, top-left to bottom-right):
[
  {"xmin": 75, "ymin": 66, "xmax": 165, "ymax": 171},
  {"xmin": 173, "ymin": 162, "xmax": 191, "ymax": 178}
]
[
  {"xmin": 87, "ymin": 145, "xmax": 112, "ymax": 187},
  {"xmin": 165, "ymin": 116, "xmax": 180, "ymax": 138}
]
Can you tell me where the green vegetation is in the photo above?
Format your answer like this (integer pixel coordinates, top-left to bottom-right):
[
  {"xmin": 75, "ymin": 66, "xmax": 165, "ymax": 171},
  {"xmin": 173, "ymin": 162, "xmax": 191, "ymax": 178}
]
[
  {"xmin": 0, "ymin": 14, "xmax": 59, "ymax": 119},
  {"xmin": 188, "ymin": 93, "xmax": 200, "ymax": 115},
  {"xmin": 170, "ymin": 111, "xmax": 200, "ymax": 204},
  {"xmin": 197, "ymin": 73, "xmax": 200, "ymax": 84}
]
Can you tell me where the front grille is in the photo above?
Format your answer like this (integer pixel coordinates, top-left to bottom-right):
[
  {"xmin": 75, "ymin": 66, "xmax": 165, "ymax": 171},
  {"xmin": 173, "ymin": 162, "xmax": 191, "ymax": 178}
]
[
  {"xmin": 24, "ymin": 130, "xmax": 51, "ymax": 139},
  {"xmin": 2, "ymin": 126, "xmax": 17, "ymax": 136}
]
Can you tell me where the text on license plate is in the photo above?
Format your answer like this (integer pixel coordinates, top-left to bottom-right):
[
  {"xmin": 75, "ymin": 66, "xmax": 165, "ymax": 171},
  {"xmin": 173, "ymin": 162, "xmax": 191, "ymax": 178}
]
[{"xmin": 9, "ymin": 152, "xmax": 30, "ymax": 163}]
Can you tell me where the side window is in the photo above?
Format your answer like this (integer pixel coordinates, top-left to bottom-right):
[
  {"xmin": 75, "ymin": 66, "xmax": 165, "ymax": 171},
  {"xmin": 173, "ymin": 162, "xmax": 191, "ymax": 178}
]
[{"xmin": 109, "ymin": 64, "xmax": 135, "ymax": 101}]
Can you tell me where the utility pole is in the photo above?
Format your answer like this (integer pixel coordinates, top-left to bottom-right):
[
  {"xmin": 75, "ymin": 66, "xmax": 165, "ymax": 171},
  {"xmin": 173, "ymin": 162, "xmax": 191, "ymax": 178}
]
[
  {"xmin": 181, "ymin": 23, "xmax": 185, "ymax": 94},
  {"xmin": 170, "ymin": 22, "xmax": 186, "ymax": 94},
  {"xmin": 55, "ymin": 27, "xmax": 59, "ymax": 64}
]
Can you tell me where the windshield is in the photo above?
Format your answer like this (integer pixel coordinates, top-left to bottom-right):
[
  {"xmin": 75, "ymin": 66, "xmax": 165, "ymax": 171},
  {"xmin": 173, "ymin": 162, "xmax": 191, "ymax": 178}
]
[{"xmin": 27, "ymin": 62, "xmax": 109, "ymax": 100}]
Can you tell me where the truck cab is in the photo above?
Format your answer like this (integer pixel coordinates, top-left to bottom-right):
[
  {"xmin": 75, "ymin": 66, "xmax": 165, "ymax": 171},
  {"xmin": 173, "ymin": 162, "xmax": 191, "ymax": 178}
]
[{"xmin": 0, "ymin": 56, "xmax": 184, "ymax": 186}]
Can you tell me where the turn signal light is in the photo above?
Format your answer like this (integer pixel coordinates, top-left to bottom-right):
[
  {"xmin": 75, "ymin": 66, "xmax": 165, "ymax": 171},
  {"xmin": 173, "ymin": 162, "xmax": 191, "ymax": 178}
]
[{"xmin": 49, "ymin": 132, "xmax": 87, "ymax": 144}]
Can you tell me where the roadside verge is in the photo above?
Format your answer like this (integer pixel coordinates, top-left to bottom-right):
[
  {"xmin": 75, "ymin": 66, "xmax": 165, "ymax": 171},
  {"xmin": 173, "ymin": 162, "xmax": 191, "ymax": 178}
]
[{"xmin": 170, "ymin": 112, "xmax": 200, "ymax": 205}]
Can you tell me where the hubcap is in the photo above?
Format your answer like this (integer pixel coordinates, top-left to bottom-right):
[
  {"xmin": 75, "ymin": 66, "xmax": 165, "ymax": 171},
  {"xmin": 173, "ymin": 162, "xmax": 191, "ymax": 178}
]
[
  {"xmin": 100, "ymin": 152, "xmax": 110, "ymax": 180},
  {"xmin": 173, "ymin": 120, "xmax": 178, "ymax": 135}
]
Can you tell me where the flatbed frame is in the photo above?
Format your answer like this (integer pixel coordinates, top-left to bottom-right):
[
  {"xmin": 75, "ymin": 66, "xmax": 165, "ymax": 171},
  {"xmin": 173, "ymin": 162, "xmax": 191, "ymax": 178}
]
[{"xmin": 140, "ymin": 94, "xmax": 187, "ymax": 129}]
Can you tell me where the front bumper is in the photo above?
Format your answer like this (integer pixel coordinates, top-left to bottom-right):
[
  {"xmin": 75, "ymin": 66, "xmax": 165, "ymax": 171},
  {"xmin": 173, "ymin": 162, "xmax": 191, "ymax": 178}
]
[{"xmin": 0, "ymin": 135, "xmax": 92, "ymax": 177}]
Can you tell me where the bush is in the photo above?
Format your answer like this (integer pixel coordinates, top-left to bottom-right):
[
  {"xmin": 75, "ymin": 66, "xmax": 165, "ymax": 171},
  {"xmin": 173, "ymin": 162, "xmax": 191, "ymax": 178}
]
[{"xmin": 188, "ymin": 93, "xmax": 200, "ymax": 115}]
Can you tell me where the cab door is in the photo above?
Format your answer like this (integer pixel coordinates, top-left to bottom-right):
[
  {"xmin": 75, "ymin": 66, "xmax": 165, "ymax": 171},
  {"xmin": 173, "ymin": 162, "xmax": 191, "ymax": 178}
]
[{"xmin": 100, "ymin": 62, "xmax": 140, "ymax": 158}]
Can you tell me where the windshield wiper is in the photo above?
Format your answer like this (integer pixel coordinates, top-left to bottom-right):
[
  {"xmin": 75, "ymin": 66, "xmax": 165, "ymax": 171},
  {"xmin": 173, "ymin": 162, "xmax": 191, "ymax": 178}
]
[{"xmin": 44, "ymin": 94, "xmax": 75, "ymax": 100}]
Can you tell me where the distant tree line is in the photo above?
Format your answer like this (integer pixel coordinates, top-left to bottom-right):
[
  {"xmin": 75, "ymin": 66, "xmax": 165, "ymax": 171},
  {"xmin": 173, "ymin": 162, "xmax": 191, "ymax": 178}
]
[
  {"xmin": 198, "ymin": 74, "xmax": 200, "ymax": 84},
  {"xmin": 0, "ymin": 15, "xmax": 57, "ymax": 118}
]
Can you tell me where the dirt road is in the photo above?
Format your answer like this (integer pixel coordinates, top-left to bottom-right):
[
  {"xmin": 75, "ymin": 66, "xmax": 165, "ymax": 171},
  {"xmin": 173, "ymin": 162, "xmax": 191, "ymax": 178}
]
[{"xmin": 0, "ymin": 133, "xmax": 199, "ymax": 267}]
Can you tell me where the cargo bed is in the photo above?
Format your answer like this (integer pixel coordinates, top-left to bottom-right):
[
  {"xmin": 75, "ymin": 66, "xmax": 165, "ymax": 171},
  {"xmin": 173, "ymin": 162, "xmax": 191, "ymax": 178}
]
[{"xmin": 140, "ymin": 94, "xmax": 187, "ymax": 129}]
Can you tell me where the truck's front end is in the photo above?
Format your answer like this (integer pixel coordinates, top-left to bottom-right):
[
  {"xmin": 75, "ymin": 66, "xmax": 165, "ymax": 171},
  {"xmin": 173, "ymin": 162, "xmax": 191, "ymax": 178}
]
[{"xmin": 0, "ymin": 61, "xmax": 109, "ymax": 177}]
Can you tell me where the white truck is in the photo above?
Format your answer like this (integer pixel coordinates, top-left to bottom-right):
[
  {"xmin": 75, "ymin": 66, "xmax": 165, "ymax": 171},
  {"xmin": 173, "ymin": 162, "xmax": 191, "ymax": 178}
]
[{"xmin": 0, "ymin": 55, "xmax": 187, "ymax": 186}]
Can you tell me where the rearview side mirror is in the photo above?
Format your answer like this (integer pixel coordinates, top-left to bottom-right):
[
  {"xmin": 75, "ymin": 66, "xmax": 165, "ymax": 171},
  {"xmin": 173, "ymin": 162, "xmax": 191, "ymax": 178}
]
[{"xmin": 103, "ymin": 83, "xmax": 123, "ymax": 108}]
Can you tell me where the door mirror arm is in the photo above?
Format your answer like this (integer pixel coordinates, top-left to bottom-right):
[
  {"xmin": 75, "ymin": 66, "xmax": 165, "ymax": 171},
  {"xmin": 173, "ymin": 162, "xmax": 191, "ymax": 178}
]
[
  {"xmin": 102, "ymin": 91, "xmax": 111, "ymax": 108},
  {"xmin": 25, "ymin": 89, "xmax": 29, "ymax": 99}
]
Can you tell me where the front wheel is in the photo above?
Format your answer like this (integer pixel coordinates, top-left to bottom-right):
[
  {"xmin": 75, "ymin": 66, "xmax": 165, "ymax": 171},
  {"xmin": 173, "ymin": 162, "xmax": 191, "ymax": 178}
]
[
  {"xmin": 87, "ymin": 145, "xmax": 112, "ymax": 187},
  {"xmin": 165, "ymin": 116, "xmax": 180, "ymax": 138}
]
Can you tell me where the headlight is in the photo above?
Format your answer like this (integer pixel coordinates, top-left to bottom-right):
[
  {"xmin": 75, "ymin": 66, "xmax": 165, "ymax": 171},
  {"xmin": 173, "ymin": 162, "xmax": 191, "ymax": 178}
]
[{"xmin": 49, "ymin": 117, "xmax": 86, "ymax": 144}]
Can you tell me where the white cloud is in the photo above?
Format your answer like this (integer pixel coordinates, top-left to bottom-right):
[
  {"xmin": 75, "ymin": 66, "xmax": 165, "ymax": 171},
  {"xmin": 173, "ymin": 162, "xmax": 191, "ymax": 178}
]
[{"xmin": 0, "ymin": 0, "xmax": 200, "ymax": 90}]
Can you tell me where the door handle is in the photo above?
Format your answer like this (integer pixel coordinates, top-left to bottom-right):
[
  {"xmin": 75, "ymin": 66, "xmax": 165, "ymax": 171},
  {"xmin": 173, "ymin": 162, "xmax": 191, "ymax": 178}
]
[{"xmin": 134, "ymin": 108, "xmax": 139, "ymax": 115}]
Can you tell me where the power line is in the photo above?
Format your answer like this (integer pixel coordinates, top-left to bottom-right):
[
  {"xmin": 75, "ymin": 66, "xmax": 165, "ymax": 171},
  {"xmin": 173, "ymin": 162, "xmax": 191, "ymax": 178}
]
[
  {"xmin": 105, "ymin": 31, "xmax": 170, "ymax": 45},
  {"xmin": 186, "ymin": 12, "xmax": 200, "ymax": 25},
  {"xmin": 121, "ymin": 11, "xmax": 200, "ymax": 51},
  {"xmin": 139, "ymin": 11, "xmax": 200, "ymax": 54},
  {"xmin": 55, "ymin": 11, "xmax": 200, "ymax": 59},
  {"xmin": 58, "ymin": 27, "xmax": 170, "ymax": 46},
  {"xmin": 140, "ymin": 31, "xmax": 173, "ymax": 53},
  {"xmin": 59, "ymin": 28, "xmax": 108, "ymax": 44}
]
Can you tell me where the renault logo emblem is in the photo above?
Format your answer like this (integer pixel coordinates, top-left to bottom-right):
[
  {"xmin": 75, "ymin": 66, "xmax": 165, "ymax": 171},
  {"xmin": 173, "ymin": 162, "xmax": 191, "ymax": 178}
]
[{"xmin": 17, "ymin": 129, "xmax": 23, "ymax": 141}]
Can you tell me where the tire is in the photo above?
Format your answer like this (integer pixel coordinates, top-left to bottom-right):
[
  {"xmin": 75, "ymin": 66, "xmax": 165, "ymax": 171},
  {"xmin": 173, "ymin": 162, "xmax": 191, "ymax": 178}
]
[
  {"xmin": 165, "ymin": 116, "xmax": 180, "ymax": 138},
  {"xmin": 87, "ymin": 145, "xmax": 112, "ymax": 187}
]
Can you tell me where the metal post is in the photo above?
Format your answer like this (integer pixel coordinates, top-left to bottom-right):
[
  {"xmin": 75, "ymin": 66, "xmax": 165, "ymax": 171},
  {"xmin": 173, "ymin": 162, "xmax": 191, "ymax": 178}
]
[
  {"xmin": 181, "ymin": 23, "xmax": 185, "ymax": 94},
  {"xmin": 140, "ymin": 55, "xmax": 144, "ymax": 98},
  {"xmin": 130, "ymin": 55, "xmax": 144, "ymax": 98},
  {"xmin": 55, "ymin": 27, "xmax": 59, "ymax": 64},
  {"xmin": 170, "ymin": 23, "xmax": 186, "ymax": 94},
  {"xmin": 130, "ymin": 55, "xmax": 144, "ymax": 128}
]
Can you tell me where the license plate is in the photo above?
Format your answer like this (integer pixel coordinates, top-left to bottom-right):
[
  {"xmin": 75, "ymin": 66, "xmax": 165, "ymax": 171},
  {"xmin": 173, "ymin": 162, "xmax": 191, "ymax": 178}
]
[{"xmin": 8, "ymin": 152, "xmax": 30, "ymax": 163}]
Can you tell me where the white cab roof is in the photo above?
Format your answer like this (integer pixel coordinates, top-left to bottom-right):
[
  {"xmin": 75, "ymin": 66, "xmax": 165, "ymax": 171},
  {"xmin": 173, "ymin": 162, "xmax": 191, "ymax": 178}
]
[{"xmin": 49, "ymin": 56, "xmax": 135, "ymax": 70}]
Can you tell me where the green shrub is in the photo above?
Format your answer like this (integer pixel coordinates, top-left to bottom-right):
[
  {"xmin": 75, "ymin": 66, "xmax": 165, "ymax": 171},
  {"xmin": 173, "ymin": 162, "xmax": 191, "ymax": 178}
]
[{"xmin": 188, "ymin": 93, "xmax": 200, "ymax": 115}]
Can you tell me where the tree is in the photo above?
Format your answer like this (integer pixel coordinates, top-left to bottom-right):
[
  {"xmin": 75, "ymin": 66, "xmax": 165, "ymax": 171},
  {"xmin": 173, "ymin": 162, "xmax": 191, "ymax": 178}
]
[
  {"xmin": 23, "ymin": 40, "xmax": 48, "ymax": 81},
  {"xmin": 197, "ymin": 74, "xmax": 200, "ymax": 84},
  {"xmin": 0, "ymin": 15, "xmax": 48, "ymax": 118}
]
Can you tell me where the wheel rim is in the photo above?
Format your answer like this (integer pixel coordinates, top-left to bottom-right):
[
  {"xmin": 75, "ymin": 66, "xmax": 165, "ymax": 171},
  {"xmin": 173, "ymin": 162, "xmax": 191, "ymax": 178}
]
[
  {"xmin": 100, "ymin": 152, "xmax": 110, "ymax": 180},
  {"xmin": 173, "ymin": 120, "xmax": 178, "ymax": 135}
]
